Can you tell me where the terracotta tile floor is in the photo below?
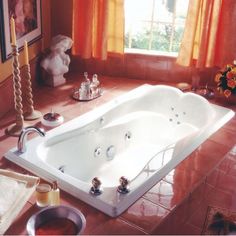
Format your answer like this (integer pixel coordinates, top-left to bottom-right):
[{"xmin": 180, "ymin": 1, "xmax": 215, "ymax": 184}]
[
  {"xmin": 120, "ymin": 197, "xmax": 170, "ymax": 234},
  {"xmin": 167, "ymin": 147, "xmax": 236, "ymax": 235}
]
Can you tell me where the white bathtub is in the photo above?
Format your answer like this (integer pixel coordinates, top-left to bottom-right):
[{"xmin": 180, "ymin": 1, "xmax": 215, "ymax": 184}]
[{"xmin": 5, "ymin": 85, "xmax": 234, "ymax": 217}]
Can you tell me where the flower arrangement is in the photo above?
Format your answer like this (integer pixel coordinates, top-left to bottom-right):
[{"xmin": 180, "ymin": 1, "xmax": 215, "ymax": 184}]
[{"xmin": 215, "ymin": 62, "xmax": 236, "ymax": 98}]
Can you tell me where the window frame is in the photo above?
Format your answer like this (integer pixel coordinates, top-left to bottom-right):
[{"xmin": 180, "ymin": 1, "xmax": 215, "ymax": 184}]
[{"xmin": 124, "ymin": 0, "xmax": 189, "ymax": 56}]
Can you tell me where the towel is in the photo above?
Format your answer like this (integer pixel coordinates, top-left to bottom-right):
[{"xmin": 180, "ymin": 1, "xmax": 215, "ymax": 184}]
[
  {"xmin": 0, "ymin": 175, "xmax": 26, "ymax": 221},
  {"xmin": 0, "ymin": 169, "xmax": 39, "ymax": 235}
]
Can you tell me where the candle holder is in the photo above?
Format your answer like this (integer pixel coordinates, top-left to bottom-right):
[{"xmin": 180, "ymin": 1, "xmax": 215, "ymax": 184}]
[
  {"xmin": 23, "ymin": 64, "xmax": 42, "ymax": 120},
  {"xmin": 5, "ymin": 45, "xmax": 25, "ymax": 136}
]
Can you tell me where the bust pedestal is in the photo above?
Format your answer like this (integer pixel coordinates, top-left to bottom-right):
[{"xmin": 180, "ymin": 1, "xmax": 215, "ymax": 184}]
[{"xmin": 42, "ymin": 70, "xmax": 66, "ymax": 87}]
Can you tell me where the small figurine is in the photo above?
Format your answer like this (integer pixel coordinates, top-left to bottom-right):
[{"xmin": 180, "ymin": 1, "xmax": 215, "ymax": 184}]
[{"xmin": 40, "ymin": 35, "xmax": 73, "ymax": 87}]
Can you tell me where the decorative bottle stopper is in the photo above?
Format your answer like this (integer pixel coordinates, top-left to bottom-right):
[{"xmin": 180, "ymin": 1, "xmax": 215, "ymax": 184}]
[
  {"xmin": 84, "ymin": 72, "xmax": 89, "ymax": 82},
  {"xmin": 92, "ymin": 74, "xmax": 99, "ymax": 86}
]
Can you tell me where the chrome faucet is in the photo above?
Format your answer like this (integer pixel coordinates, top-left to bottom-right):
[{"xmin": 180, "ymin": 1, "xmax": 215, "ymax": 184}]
[{"xmin": 17, "ymin": 126, "xmax": 45, "ymax": 153}]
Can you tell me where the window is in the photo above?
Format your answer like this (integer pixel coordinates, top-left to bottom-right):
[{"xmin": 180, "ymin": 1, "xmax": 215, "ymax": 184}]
[{"xmin": 125, "ymin": 0, "xmax": 189, "ymax": 56}]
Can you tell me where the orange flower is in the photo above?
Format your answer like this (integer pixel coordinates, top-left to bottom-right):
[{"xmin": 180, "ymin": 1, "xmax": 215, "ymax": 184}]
[
  {"xmin": 227, "ymin": 79, "xmax": 236, "ymax": 89},
  {"xmin": 226, "ymin": 71, "xmax": 234, "ymax": 79},
  {"xmin": 231, "ymin": 67, "xmax": 236, "ymax": 75},
  {"xmin": 224, "ymin": 89, "xmax": 232, "ymax": 98},
  {"xmin": 214, "ymin": 73, "xmax": 222, "ymax": 82},
  {"xmin": 226, "ymin": 64, "xmax": 233, "ymax": 69}
]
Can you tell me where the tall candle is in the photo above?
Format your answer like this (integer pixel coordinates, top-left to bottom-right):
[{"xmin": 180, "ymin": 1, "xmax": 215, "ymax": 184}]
[
  {"xmin": 24, "ymin": 40, "xmax": 29, "ymax": 65},
  {"xmin": 10, "ymin": 17, "xmax": 16, "ymax": 46}
]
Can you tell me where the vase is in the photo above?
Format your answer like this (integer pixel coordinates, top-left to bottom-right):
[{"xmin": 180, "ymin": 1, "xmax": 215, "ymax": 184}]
[
  {"xmin": 228, "ymin": 95, "xmax": 236, "ymax": 105},
  {"xmin": 216, "ymin": 93, "xmax": 236, "ymax": 106}
]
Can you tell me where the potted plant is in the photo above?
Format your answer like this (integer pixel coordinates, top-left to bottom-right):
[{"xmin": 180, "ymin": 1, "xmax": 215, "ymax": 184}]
[{"xmin": 215, "ymin": 62, "xmax": 236, "ymax": 104}]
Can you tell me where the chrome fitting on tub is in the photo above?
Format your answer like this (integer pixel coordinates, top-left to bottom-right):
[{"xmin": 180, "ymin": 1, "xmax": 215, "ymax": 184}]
[
  {"xmin": 18, "ymin": 126, "xmax": 45, "ymax": 153},
  {"xmin": 90, "ymin": 177, "xmax": 103, "ymax": 196},
  {"xmin": 117, "ymin": 176, "xmax": 130, "ymax": 194}
]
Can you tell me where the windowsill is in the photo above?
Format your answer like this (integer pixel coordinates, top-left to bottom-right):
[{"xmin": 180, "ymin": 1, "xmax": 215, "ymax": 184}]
[{"xmin": 124, "ymin": 48, "xmax": 178, "ymax": 58}]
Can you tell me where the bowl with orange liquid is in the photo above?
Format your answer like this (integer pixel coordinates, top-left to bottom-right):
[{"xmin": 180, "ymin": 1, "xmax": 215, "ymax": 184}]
[{"xmin": 27, "ymin": 205, "xmax": 86, "ymax": 235}]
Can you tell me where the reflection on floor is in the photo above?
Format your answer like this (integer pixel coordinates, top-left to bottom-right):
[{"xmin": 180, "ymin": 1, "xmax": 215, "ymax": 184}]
[{"xmin": 155, "ymin": 145, "xmax": 236, "ymax": 235}]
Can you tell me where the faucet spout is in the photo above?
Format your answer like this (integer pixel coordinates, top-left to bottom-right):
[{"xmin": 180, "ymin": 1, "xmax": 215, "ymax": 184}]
[{"xmin": 17, "ymin": 126, "xmax": 45, "ymax": 153}]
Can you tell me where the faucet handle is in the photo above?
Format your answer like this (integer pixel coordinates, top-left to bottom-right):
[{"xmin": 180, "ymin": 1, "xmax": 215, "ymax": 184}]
[
  {"xmin": 90, "ymin": 177, "xmax": 103, "ymax": 195},
  {"xmin": 117, "ymin": 176, "xmax": 130, "ymax": 194}
]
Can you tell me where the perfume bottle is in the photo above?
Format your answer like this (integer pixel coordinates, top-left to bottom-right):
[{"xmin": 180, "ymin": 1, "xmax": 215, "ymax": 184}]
[{"xmin": 50, "ymin": 181, "xmax": 60, "ymax": 206}]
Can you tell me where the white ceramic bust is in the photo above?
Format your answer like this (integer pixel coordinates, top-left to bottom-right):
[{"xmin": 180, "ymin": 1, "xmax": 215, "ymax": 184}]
[{"xmin": 41, "ymin": 35, "xmax": 73, "ymax": 87}]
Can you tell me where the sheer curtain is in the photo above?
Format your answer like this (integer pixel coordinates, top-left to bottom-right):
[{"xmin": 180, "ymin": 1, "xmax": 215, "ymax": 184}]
[
  {"xmin": 177, "ymin": 0, "xmax": 236, "ymax": 68},
  {"xmin": 72, "ymin": 0, "xmax": 124, "ymax": 60}
]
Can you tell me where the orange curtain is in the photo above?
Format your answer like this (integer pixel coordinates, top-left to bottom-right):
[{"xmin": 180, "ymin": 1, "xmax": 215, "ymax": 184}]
[
  {"xmin": 177, "ymin": 0, "xmax": 236, "ymax": 68},
  {"xmin": 72, "ymin": 0, "xmax": 124, "ymax": 60}
]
